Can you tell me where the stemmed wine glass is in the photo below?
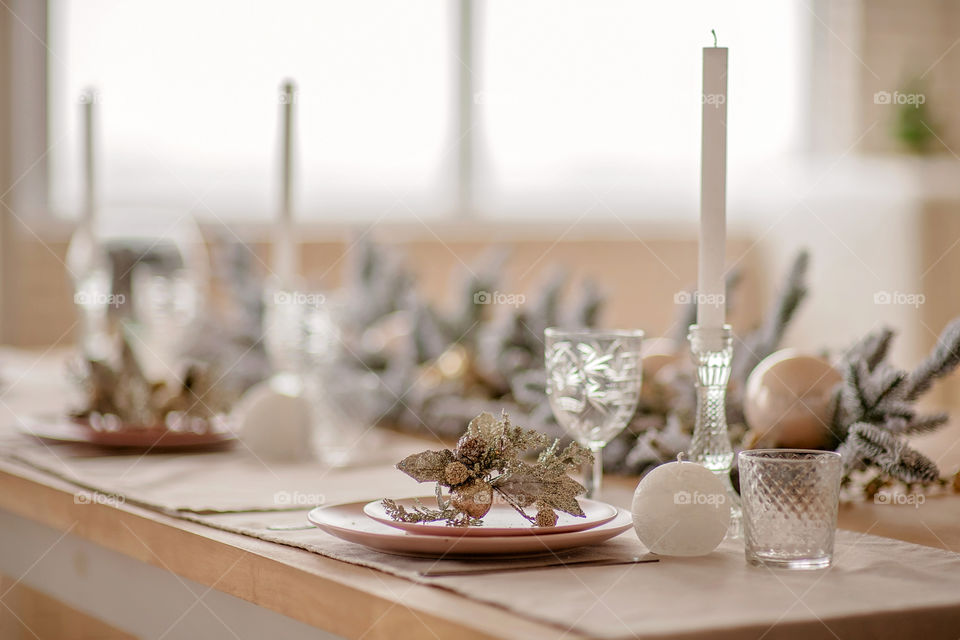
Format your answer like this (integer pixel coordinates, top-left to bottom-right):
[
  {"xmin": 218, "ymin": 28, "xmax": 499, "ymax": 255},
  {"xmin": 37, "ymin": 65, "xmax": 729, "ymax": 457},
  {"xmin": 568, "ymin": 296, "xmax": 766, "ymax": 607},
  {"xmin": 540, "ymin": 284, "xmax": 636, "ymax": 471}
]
[{"xmin": 544, "ymin": 328, "xmax": 644, "ymax": 499}]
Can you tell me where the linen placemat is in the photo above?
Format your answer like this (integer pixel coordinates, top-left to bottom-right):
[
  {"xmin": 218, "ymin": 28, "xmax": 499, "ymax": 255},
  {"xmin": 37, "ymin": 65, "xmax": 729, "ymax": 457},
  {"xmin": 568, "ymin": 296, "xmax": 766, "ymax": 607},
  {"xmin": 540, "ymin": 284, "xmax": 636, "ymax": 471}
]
[
  {"xmin": 0, "ymin": 432, "xmax": 422, "ymax": 513},
  {"xmin": 182, "ymin": 511, "xmax": 960, "ymax": 640},
  {"xmin": 5, "ymin": 432, "xmax": 960, "ymax": 639}
]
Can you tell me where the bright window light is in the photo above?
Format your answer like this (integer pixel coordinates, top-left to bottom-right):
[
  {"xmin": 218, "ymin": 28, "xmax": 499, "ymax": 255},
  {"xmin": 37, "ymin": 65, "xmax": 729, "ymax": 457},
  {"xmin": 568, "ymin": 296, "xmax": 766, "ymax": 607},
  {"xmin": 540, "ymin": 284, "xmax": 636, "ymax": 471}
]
[
  {"xmin": 49, "ymin": 0, "xmax": 455, "ymax": 222},
  {"xmin": 475, "ymin": 0, "xmax": 804, "ymax": 219},
  {"xmin": 48, "ymin": 0, "xmax": 802, "ymax": 222}
]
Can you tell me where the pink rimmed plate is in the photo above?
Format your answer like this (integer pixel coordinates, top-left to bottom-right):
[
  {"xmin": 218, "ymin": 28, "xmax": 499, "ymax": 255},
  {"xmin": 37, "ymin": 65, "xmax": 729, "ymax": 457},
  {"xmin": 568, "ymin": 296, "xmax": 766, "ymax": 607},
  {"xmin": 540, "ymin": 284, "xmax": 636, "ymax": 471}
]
[
  {"xmin": 307, "ymin": 500, "xmax": 632, "ymax": 558},
  {"xmin": 363, "ymin": 497, "xmax": 618, "ymax": 537},
  {"xmin": 17, "ymin": 414, "xmax": 237, "ymax": 451}
]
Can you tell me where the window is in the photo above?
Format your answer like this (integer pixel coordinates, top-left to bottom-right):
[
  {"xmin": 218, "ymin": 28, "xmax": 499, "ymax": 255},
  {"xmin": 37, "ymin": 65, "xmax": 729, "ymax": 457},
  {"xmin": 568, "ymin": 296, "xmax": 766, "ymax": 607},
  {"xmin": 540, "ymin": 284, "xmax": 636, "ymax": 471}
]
[
  {"xmin": 48, "ymin": 0, "xmax": 802, "ymax": 222},
  {"xmin": 49, "ymin": 0, "xmax": 455, "ymax": 222},
  {"xmin": 475, "ymin": 0, "xmax": 804, "ymax": 219}
]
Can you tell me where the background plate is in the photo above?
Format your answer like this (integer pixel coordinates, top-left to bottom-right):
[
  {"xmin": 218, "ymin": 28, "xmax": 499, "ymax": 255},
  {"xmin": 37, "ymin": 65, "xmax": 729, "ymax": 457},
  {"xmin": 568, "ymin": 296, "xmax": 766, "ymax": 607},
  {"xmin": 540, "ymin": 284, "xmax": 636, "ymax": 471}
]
[{"xmin": 17, "ymin": 415, "xmax": 236, "ymax": 451}]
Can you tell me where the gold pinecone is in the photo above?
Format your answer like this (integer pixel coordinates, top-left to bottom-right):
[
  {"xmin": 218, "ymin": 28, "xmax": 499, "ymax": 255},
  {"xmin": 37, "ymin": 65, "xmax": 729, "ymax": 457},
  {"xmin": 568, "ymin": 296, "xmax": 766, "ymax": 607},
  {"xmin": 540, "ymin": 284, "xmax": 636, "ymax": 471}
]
[
  {"xmin": 444, "ymin": 461, "xmax": 470, "ymax": 486},
  {"xmin": 456, "ymin": 435, "xmax": 486, "ymax": 465}
]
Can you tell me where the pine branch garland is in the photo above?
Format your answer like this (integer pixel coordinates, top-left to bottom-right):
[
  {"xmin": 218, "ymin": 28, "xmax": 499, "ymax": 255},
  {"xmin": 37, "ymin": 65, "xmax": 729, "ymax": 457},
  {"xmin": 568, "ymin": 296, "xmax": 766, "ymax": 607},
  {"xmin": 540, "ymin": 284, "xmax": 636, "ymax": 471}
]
[
  {"xmin": 841, "ymin": 422, "xmax": 939, "ymax": 485},
  {"xmin": 731, "ymin": 250, "xmax": 809, "ymax": 388},
  {"xmin": 903, "ymin": 317, "xmax": 960, "ymax": 400},
  {"xmin": 337, "ymin": 240, "xmax": 958, "ymax": 492}
]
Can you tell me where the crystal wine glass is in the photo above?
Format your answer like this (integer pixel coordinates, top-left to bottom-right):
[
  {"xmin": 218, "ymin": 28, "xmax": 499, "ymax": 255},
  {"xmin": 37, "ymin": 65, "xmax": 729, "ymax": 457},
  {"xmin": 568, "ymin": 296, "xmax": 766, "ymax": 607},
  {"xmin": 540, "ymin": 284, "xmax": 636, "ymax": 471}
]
[{"xmin": 544, "ymin": 328, "xmax": 643, "ymax": 499}]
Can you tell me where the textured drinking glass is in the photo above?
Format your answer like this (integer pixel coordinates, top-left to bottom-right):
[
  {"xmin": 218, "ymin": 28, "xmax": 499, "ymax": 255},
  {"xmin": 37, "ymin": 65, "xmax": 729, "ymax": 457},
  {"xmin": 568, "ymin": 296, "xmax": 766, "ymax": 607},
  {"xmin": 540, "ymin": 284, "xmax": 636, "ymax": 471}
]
[
  {"xmin": 739, "ymin": 450, "xmax": 842, "ymax": 569},
  {"xmin": 545, "ymin": 328, "xmax": 643, "ymax": 499}
]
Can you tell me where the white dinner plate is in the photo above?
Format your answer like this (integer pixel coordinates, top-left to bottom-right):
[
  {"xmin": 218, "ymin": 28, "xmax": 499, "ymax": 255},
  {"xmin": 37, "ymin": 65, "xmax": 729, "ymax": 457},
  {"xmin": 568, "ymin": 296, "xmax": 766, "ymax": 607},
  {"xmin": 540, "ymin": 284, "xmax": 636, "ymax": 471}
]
[
  {"xmin": 363, "ymin": 497, "xmax": 618, "ymax": 537},
  {"xmin": 307, "ymin": 500, "xmax": 633, "ymax": 558}
]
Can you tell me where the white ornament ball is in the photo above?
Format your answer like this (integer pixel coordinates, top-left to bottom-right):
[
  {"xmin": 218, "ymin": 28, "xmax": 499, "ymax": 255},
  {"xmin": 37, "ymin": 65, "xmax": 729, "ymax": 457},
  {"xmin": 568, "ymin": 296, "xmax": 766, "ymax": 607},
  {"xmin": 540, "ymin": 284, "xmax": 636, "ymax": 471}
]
[
  {"xmin": 631, "ymin": 457, "xmax": 730, "ymax": 556},
  {"xmin": 743, "ymin": 349, "xmax": 842, "ymax": 449},
  {"xmin": 235, "ymin": 376, "xmax": 313, "ymax": 462}
]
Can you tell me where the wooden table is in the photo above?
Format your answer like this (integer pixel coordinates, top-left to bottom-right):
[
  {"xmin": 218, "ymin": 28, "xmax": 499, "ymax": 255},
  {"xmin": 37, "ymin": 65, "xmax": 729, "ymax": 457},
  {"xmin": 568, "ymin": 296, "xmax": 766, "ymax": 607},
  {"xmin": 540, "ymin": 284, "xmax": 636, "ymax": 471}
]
[
  {"xmin": 2, "ymin": 347, "xmax": 959, "ymax": 639},
  {"xmin": 2, "ymin": 452, "xmax": 959, "ymax": 640}
]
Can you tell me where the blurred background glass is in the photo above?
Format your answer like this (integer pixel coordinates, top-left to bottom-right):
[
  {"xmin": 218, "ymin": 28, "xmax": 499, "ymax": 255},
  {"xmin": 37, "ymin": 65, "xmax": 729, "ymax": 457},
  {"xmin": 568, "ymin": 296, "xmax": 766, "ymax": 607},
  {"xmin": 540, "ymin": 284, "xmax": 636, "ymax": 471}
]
[{"xmin": 68, "ymin": 207, "xmax": 207, "ymax": 375}]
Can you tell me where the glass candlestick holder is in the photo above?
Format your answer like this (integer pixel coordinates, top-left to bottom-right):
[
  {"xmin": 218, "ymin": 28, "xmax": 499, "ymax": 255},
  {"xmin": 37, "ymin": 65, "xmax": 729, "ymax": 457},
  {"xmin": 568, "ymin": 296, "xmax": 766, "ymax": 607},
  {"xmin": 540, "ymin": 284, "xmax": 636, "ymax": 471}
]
[{"xmin": 688, "ymin": 324, "xmax": 742, "ymax": 539}]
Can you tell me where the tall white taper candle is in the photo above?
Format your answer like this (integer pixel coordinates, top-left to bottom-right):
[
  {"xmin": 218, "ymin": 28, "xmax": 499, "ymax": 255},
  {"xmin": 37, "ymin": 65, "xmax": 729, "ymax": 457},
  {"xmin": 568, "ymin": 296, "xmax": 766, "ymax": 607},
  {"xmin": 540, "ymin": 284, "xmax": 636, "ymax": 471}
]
[
  {"xmin": 274, "ymin": 79, "xmax": 298, "ymax": 289},
  {"xmin": 81, "ymin": 88, "xmax": 96, "ymax": 232},
  {"xmin": 697, "ymin": 44, "xmax": 727, "ymax": 330}
]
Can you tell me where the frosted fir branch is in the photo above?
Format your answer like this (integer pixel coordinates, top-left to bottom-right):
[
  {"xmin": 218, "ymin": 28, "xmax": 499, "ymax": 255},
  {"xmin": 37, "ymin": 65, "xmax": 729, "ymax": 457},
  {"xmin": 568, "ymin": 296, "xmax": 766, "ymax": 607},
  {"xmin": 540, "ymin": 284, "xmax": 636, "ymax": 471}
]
[
  {"xmin": 840, "ymin": 360, "xmax": 908, "ymax": 424},
  {"xmin": 839, "ymin": 423, "xmax": 886, "ymax": 472},
  {"xmin": 760, "ymin": 249, "xmax": 809, "ymax": 347},
  {"xmin": 528, "ymin": 268, "xmax": 567, "ymax": 335},
  {"xmin": 903, "ymin": 412, "xmax": 949, "ymax": 434},
  {"xmin": 564, "ymin": 278, "xmax": 604, "ymax": 329},
  {"xmin": 879, "ymin": 399, "xmax": 915, "ymax": 421},
  {"xmin": 887, "ymin": 448, "xmax": 939, "ymax": 485},
  {"xmin": 841, "ymin": 360, "xmax": 872, "ymax": 420},
  {"xmin": 840, "ymin": 327, "xmax": 895, "ymax": 373},
  {"xmin": 510, "ymin": 368, "xmax": 547, "ymax": 408},
  {"xmin": 449, "ymin": 246, "xmax": 510, "ymax": 339},
  {"xmin": 903, "ymin": 317, "xmax": 960, "ymax": 400},
  {"xmin": 865, "ymin": 328, "xmax": 895, "ymax": 371},
  {"xmin": 868, "ymin": 366, "xmax": 908, "ymax": 411},
  {"xmin": 731, "ymin": 250, "xmax": 809, "ymax": 387},
  {"xmin": 828, "ymin": 386, "xmax": 845, "ymax": 435},
  {"xmin": 844, "ymin": 422, "xmax": 939, "ymax": 485}
]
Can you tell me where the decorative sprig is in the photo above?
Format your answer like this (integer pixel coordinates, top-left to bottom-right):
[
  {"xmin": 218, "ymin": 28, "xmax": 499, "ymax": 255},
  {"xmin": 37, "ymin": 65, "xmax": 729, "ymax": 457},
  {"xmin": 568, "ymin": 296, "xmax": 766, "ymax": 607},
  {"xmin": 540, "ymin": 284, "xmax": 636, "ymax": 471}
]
[
  {"xmin": 385, "ymin": 412, "xmax": 592, "ymax": 527},
  {"xmin": 69, "ymin": 330, "xmax": 229, "ymax": 428},
  {"xmin": 839, "ymin": 422, "xmax": 939, "ymax": 485},
  {"xmin": 832, "ymin": 319, "xmax": 960, "ymax": 488},
  {"xmin": 903, "ymin": 318, "xmax": 960, "ymax": 400}
]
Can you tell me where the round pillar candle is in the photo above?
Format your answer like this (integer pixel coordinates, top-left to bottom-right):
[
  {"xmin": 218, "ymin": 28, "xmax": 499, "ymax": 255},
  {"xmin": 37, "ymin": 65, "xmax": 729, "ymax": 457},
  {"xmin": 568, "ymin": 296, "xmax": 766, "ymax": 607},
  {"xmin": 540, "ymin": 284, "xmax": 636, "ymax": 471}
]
[{"xmin": 631, "ymin": 455, "xmax": 730, "ymax": 556}]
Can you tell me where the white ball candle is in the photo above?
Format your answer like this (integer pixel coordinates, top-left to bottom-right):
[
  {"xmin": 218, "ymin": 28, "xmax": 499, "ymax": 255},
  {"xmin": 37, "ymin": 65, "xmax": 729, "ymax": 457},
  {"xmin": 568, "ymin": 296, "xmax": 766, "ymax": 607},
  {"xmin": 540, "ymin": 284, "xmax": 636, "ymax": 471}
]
[
  {"xmin": 631, "ymin": 454, "xmax": 730, "ymax": 556},
  {"xmin": 236, "ymin": 378, "xmax": 313, "ymax": 462}
]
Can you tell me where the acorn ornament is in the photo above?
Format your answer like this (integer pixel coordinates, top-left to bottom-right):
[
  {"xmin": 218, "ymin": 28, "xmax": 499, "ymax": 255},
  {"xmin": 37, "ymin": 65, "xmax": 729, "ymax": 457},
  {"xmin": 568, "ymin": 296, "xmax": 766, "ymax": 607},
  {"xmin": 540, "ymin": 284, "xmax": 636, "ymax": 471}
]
[{"xmin": 450, "ymin": 479, "xmax": 494, "ymax": 519}]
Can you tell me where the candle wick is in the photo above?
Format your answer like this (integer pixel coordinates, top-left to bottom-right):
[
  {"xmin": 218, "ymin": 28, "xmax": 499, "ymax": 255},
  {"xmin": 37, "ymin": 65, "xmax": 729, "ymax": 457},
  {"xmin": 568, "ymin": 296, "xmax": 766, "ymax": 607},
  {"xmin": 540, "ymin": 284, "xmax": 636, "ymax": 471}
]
[
  {"xmin": 677, "ymin": 452, "xmax": 687, "ymax": 463},
  {"xmin": 711, "ymin": 29, "xmax": 718, "ymax": 47}
]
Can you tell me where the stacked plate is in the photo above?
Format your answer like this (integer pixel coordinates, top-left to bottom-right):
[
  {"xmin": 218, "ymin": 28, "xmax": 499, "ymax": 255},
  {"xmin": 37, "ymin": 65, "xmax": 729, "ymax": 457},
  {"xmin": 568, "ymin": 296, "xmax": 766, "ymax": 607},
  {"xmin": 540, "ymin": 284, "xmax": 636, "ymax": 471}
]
[{"xmin": 307, "ymin": 497, "xmax": 633, "ymax": 558}]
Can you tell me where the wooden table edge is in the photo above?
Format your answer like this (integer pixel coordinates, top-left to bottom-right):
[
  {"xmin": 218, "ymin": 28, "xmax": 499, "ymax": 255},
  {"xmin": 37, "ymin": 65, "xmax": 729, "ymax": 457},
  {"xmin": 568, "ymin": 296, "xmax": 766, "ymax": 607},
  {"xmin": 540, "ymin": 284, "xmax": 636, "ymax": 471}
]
[{"xmin": 0, "ymin": 459, "xmax": 588, "ymax": 640}]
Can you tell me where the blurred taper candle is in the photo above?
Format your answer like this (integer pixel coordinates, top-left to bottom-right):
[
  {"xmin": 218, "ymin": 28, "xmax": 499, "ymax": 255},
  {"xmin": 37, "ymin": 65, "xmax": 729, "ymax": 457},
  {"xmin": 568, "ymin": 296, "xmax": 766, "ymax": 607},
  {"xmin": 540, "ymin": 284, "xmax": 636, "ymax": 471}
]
[
  {"xmin": 81, "ymin": 88, "xmax": 97, "ymax": 232},
  {"xmin": 697, "ymin": 41, "xmax": 727, "ymax": 330},
  {"xmin": 274, "ymin": 79, "xmax": 299, "ymax": 288}
]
